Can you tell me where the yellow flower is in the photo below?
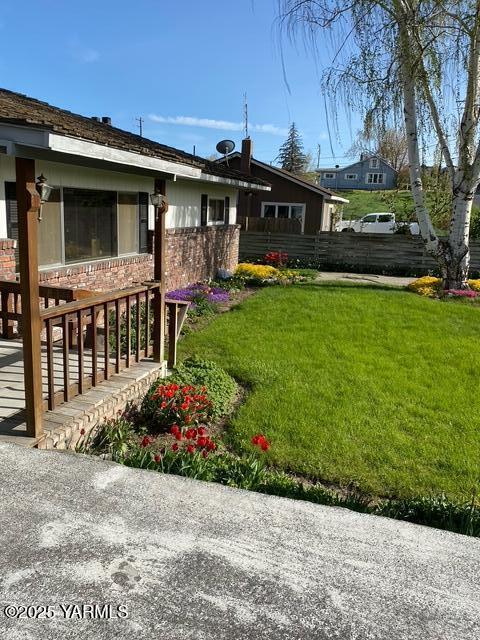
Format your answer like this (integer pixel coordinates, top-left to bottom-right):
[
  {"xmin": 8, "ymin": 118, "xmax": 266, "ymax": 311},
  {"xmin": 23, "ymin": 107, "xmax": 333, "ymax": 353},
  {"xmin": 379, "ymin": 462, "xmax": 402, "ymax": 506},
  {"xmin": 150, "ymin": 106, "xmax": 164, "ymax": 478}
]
[
  {"xmin": 408, "ymin": 276, "xmax": 441, "ymax": 297},
  {"xmin": 235, "ymin": 263, "xmax": 280, "ymax": 279},
  {"xmin": 468, "ymin": 279, "xmax": 480, "ymax": 291}
]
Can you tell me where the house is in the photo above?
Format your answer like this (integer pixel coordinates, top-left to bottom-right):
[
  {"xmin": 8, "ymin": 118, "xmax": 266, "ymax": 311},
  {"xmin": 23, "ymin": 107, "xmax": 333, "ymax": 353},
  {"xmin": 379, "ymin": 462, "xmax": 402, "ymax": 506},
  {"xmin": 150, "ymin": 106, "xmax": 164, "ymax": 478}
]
[
  {"xmin": 0, "ymin": 88, "xmax": 270, "ymax": 442},
  {"xmin": 0, "ymin": 88, "xmax": 270, "ymax": 291},
  {"xmin": 317, "ymin": 153, "xmax": 398, "ymax": 191},
  {"xmin": 218, "ymin": 139, "xmax": 348, "ymax": 234}
]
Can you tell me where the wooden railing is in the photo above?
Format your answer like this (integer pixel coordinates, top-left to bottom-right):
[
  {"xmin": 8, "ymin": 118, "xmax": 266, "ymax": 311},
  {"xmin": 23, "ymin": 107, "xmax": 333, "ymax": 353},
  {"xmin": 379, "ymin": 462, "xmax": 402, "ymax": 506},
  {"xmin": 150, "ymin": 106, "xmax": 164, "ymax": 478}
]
[
  {"xmin": 40, "ymin": 283, "xmax": 161, "ymax": 410},
  {"xmin": 0, "ymin": 280, "xmax": 89, "ymax": 339}
]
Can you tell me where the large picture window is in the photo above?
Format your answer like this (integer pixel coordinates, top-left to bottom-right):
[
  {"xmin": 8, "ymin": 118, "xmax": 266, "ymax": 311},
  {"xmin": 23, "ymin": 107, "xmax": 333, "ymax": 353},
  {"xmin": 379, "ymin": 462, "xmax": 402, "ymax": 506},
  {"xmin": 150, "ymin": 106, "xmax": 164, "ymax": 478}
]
[{"xmin": 5, "ymin": 182, "xmax": 146, "ymax": 268}]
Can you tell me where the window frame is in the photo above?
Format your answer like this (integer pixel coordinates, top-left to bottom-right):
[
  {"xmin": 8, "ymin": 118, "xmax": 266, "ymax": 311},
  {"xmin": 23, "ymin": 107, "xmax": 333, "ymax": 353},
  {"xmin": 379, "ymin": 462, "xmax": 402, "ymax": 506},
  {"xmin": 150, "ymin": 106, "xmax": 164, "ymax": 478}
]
[
  {"xmin": 207, "ymin": 197, "xmax": 226, "ymax": 225},
  {"xmin": 261, "ymin": 202, "xmax": 306, "ymax": 232},
  {"xmin": 366, "ymin": 173, "xmax": 385, "ymax": 185},
  {"xmin": 344, "ymin": 173, "xmax": 358, "ymax": 180},
  {"xmin": 323, "ymin": 172, "xmax": 335, "ymax": 179},
  {"xmin": 369, "ymin": 157, "xmax": 380, "ymax": 169}
]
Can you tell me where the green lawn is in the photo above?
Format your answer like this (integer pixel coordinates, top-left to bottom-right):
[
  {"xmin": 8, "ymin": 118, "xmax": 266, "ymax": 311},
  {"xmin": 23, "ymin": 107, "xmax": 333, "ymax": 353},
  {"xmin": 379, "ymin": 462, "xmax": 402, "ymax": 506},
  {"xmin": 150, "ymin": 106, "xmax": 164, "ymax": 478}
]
[
  {"xmin": 178, "ymin": 283, "xmax": 480, "ymax": 501},
  {"xmin": 341, "ymin": 189, "xmax": 415, "ymax": 219}
]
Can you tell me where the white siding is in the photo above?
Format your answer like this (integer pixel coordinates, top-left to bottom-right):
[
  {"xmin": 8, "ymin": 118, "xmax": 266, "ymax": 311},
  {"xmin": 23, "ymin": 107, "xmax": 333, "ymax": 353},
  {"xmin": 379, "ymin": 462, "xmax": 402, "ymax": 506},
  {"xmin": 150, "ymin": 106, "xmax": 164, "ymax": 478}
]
[
  {"xmin": 165, "ymin": 181, "xmax": 237, "ymax": 229},
  {"xmin": 0, "ymin": 155, "xmax": 238, "ymax": 236}
]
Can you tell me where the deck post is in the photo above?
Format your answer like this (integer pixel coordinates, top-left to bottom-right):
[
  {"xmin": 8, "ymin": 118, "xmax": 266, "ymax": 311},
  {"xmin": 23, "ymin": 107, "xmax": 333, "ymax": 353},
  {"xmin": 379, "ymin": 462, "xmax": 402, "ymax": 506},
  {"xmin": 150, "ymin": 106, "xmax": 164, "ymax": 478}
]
[
  {"xmin": 16, "ymin": 157, "xmax": 43, "ymax": 438},
  {"xmin": 152, "ymin": 178, "xmax": 167, "ymax": 364}
]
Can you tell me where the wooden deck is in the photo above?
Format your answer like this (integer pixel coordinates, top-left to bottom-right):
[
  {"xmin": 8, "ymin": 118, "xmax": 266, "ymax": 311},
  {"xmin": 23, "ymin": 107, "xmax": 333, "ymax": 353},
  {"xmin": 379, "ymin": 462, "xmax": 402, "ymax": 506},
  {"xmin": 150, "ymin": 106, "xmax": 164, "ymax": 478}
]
[{"xmin": 0, "ymin": 337, "xmax": 164, "ymax": 446}]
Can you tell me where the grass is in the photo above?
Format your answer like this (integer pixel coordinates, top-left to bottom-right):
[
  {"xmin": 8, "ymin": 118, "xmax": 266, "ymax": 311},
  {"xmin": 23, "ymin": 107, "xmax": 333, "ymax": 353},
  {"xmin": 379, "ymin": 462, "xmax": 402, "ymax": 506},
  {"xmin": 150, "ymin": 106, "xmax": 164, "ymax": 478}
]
[
  {"xmin": 178, "ymin": 282, "xmax": 480, "ymax": 501},
  {"xmin": 340, "ymin": 189, "xmax": 415, "ymax": 220}
]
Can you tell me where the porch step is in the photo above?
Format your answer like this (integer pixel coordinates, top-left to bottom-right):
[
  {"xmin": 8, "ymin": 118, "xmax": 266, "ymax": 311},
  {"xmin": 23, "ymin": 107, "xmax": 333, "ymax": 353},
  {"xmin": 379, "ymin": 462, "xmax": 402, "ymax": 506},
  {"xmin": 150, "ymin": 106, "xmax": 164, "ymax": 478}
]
[{"xmin": 0, "ymin": 359, "xmax": 167, "ymax": 449}]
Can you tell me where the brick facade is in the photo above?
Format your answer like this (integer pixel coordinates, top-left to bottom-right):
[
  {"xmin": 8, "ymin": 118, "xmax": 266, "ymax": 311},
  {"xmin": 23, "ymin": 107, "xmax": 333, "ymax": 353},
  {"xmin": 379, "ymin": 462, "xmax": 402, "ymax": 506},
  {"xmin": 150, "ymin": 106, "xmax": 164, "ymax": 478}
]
[
  {"xmin": 165, "ymin": 225, "xmax": 240, "ymax": 291},
  {"xmin": 0, "ymin": 239, "xmax": 16, "ymax": 281},
  {"xmin": 0, "ymin": 225, "xmax": 240, "ymax": 292}
]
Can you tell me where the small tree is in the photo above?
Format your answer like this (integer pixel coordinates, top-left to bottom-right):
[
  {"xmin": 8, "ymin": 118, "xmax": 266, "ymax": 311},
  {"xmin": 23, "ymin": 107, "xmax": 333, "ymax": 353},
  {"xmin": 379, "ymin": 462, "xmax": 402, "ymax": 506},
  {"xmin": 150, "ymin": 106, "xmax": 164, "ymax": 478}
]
[
  {"xmin": 277, "ymin": 123, "xmax": 308, "ymax": 174},
  {"xmin": 279, "ymin": 0, "xmax": 480, "ymax": 289}
]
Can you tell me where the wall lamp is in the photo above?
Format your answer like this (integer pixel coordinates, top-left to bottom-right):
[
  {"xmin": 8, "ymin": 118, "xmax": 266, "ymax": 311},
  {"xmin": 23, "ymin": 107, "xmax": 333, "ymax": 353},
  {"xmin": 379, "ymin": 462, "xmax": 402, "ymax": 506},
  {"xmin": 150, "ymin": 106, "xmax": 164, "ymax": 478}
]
[{"xmin": 36, "ymin": 174, "xmax": 53, "ymax": 221}]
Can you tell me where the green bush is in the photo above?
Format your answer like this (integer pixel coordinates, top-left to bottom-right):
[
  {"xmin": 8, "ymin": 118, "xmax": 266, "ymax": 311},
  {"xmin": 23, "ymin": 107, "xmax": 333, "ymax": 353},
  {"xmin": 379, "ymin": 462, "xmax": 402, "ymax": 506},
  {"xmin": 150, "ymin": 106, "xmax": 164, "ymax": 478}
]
[{"xmin": 169, "ymin": 357, "xmax": 237, "ymax": 420}]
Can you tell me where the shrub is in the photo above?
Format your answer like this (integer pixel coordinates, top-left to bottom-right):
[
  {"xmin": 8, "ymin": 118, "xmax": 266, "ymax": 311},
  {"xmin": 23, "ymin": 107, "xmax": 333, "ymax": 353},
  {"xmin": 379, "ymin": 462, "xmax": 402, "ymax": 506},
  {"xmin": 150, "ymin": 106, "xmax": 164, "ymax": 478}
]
[
  {"xmin": 168, "ymin": 357, "xmax": 237, "ymax": 420},
  {"xmin": 140, "ymin": 382, "xmax": 213, "ymax": 434}
]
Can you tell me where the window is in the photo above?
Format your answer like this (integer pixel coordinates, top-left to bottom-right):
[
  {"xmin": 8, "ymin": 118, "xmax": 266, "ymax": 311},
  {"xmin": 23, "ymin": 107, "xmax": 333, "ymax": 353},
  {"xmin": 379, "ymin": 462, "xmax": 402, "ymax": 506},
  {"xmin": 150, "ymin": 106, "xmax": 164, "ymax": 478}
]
[
  {"xmin": 118, "ymin": 192, "xmax": 138, "ymax": 255},
  {"xmin": 362, "ymin": 214, "xmax": 377, "ymax": 223},
  {"xmin": 39, "ymin": 188, "xmax": 62, "ymax": 266},
  {"xmin": 369, "ymin": 157, "xmax": 379, "ymax": 168},
  {"xmin": 64, "ymin": 188, "xmax": 117, "ymax": 263},
  {"xmin": 345, "ymin": 173, "xmax": 357, "ymax": 180},
  {"xmin": 208, "ymin": 198, "xmax": 225, "ymax": 224},
  {"xmin": 323, "ymin": 173, "xmax": 335, "ymax": 179},
  {"xmin": 366, "ymin": 173, "xmax": 385, "ymax": 184},
  {"xmin": 5, "ymin": 183, "xmax": 145, "ymax": 268},
  {"xmin": 261, "ymin": 203, "xmax": 305, "ymax": 225},
  {"xmin": 378, "ymin": 214, "xmax": 394, "ymax": 223}
]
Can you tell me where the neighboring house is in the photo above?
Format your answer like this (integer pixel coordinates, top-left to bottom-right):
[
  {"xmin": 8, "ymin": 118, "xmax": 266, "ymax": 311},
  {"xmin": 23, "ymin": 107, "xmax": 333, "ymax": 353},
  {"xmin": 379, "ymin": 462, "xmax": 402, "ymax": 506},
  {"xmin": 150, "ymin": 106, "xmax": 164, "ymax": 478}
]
[
  {"xmin": 0, "ymin": 88, "xmax": 269, "ymax": 291},
  {"xmin": 317, "ymin": 154, "xmax": 398, "ymax": 191},
  {"xmin": 217, "ymin": 139, "xmax": 348, "ymax": 234}
]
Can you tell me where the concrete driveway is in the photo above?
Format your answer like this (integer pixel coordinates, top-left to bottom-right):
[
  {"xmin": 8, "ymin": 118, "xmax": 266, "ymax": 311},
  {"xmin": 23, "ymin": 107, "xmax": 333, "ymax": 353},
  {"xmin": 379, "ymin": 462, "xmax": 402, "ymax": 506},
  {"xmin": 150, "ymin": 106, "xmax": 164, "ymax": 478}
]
[{"xmin": 0, "ymin": 443, "xmax": 478, "ymax": 640}]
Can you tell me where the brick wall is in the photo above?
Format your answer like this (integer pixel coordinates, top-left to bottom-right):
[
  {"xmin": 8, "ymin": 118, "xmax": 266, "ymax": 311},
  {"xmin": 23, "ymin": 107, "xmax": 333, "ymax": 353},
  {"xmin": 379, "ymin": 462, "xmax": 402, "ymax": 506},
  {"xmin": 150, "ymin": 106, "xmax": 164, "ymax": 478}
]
[
  {"xmin": 0, "ymin": 225, "xmax": 240, "ymax": 292},
  {"xmin": 38, "ymin": 254, "xmax": 154, "ymax": 292},
  {"xmin": 0, "ymin": 239, "xmax": 16, "ymax": 281},
  {"xmin": 166, "ymin": 225, "xmax": 240, "ymax": 291}
]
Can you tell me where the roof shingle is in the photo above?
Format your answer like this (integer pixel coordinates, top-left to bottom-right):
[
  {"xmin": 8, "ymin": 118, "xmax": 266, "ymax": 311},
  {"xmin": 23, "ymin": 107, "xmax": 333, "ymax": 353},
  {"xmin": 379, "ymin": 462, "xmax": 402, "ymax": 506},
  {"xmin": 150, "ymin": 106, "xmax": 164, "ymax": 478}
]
[{"xmin": 0, "ymin": 88, "xmax": 267, "ymax": 187}]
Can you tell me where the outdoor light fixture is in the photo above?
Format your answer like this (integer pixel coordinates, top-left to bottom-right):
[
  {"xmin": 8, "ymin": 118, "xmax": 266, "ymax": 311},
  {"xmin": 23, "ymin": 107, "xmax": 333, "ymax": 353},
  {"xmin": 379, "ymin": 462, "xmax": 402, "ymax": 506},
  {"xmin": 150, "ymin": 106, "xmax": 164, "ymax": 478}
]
[
  {"xmin": 150, "ymin": 191, "xmax": 169, "ymax": 220},
  {"xmin": 35, "ymin": 174, "xmax": 52, "ymax": 221}
]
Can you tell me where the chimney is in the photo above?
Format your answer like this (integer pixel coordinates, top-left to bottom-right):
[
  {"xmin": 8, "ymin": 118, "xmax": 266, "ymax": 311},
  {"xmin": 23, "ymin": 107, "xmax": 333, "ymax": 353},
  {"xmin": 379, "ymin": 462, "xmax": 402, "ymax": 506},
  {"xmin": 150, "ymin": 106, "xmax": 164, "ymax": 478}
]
[
  {"xmin": 241, "ymin": 137, "xmax": 252, "ymax": 174},
  {"xmin": 102, "ymin": 116, "xmax": 112, "ymax": 125}
]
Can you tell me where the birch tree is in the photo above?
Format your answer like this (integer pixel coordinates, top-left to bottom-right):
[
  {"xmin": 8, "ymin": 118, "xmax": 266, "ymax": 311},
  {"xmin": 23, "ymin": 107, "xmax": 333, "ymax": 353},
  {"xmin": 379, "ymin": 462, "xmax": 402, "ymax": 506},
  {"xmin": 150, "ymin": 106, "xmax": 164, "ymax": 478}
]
[{"xmin": 279, "ymin": 0, "xmax": 480, "ymax": 288}]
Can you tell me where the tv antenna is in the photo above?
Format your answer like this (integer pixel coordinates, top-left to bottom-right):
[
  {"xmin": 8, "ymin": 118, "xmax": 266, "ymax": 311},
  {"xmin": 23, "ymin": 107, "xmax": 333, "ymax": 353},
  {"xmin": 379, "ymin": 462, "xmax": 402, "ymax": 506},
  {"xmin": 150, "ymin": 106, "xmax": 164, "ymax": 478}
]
[
  {"xmin": 243, "ymin": 92, "xmax": 249, "ymax": 138},
  {"xmin": 136, "ymin": 116, "xmax": 144, "ymax": 137}
]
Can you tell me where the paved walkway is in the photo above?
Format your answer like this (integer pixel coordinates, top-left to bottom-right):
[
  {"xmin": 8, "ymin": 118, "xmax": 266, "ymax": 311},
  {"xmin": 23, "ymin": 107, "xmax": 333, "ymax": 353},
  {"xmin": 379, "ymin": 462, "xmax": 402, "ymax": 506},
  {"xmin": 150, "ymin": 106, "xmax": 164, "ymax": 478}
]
[
  {"xmin": 316, "ymin": 271, "xmax": 415, "ymax": 287},
  {"xmin": 0, "ymin": 444, "xmax": 478, "ymax": 639}
]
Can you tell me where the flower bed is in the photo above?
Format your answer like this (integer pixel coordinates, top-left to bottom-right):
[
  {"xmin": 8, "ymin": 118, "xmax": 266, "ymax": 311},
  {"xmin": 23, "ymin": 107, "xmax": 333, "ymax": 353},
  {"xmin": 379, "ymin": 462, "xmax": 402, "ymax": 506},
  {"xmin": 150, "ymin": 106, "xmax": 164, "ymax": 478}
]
[
  {"xmin": 408, "ymin": 276, "xmax": 480, "ymax": 299},
  {"xmin": 168, "ymin": 283, "xmax": 230, "ymax": 306}
]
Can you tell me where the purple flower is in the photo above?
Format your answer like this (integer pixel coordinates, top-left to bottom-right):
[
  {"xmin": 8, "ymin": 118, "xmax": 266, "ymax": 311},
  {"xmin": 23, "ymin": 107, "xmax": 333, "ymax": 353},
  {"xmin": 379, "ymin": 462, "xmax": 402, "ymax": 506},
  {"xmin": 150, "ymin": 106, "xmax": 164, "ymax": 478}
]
[{"xmin": 167, "ymin": 283, "xmax": 230, "ymax": 305}]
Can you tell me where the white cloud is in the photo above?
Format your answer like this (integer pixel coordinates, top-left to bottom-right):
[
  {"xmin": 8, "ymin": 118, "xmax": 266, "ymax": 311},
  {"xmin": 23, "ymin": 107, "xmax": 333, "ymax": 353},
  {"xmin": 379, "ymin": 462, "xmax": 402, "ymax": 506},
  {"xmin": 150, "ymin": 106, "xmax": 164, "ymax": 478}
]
[{"xmin": 149, "ymin": 114, "xmax": 287, "ymax": 136}]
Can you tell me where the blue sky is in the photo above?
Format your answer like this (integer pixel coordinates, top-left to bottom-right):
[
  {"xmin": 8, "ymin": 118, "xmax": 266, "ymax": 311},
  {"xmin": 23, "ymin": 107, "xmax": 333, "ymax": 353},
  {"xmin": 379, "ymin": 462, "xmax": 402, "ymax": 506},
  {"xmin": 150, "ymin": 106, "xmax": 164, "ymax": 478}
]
[{"xmin": 0, "ymin": 0, "xmax": 361, "ymax": 167}]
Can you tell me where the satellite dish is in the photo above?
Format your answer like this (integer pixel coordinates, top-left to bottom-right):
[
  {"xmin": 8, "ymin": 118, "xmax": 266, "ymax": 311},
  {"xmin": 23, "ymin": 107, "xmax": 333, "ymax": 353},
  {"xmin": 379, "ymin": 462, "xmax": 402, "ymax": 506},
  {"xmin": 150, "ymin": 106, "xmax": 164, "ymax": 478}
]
[{"xmin": 216, "ymin": 139, "xmax": 235, "ymax": 155}]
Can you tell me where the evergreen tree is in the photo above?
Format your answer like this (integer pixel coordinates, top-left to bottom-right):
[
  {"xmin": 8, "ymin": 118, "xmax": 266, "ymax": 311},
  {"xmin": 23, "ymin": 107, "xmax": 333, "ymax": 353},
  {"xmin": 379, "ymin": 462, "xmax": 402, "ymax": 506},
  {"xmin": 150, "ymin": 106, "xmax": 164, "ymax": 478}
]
[{"xmin": 277, "ymin": 123, "xmax": 308, "ymax": 174}]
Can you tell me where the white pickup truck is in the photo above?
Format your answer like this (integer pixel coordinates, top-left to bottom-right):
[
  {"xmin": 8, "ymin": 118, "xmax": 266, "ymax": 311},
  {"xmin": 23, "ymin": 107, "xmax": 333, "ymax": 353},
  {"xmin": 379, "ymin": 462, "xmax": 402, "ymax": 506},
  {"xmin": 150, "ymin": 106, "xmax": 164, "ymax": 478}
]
[{"xmin": 337, "ymin": 212, "xmax": 419, "ymax": 235}]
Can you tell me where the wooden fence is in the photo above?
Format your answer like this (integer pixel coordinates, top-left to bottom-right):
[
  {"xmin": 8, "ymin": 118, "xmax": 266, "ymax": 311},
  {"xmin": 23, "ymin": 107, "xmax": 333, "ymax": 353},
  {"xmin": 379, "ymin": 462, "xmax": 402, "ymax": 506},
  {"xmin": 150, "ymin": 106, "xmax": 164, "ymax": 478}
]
[
  {"xmin": 240, "ymin": 232, "xmax": 480, "ymax": 274},
  {"xmin": 237, "ymin": 216, "xmax": 302, "ymax": 234}
]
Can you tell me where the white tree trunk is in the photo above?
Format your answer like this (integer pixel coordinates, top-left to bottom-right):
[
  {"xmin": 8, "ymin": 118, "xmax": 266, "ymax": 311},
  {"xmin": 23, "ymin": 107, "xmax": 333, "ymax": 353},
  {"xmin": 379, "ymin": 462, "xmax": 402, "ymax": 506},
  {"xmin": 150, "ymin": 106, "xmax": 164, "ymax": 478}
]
[{"xmin": 397, "ymin": 14, "xmax": 440, "ymax": 254}]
